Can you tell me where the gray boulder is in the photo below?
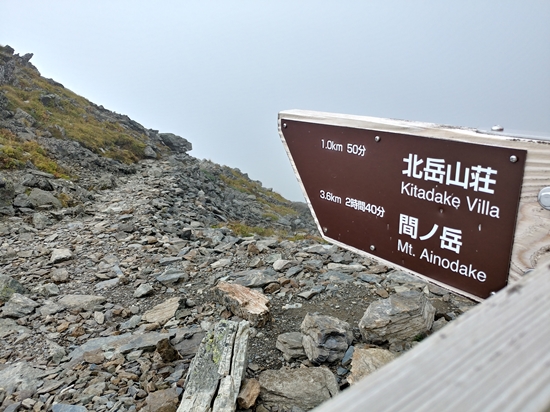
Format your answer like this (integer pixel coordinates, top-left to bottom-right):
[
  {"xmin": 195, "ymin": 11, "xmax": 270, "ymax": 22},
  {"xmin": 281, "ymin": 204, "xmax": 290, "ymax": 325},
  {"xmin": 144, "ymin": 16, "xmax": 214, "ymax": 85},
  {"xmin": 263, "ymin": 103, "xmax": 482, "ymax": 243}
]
[
  {"xmin": 301, "ymin": 313, "xmax": 353, "ymax": 364},
  {"xmin": 28, "ymin": 188, "xmax": 62, "ymax": 208},
  {"xmin": 12, "ymin": 193, "xmax": 31, "ymax": 208},
  {"xmin": 32, "ymin": 212, "xmax": 53, "ymax": 229},
  {"xmin": 159, "ymin": 132, "xmax": 192, "ymax": 154},
  {"xmin": 358, "ymin": 290, "xmax": 435, "ymax": 344},
  {"xmin": 276, "ymin": 332, "xmax": 307, "ymax": 362},
  {"xmin": 259, "ymin": 367, "xmax": 339, "ymax": 410},
  {"xmin": 2, "ymin": 293, "xmax": 39, "ymax": 318},
  {"xmin": 143, "ymin": 145, "xmax": 157, "ymax": 158},
  {"xmin": 21, "ymin": 173, "xmax": 54, "ymax": 191},
  {"xmin": 50, "ymin": 248, "xmax": 73, "ymax": 264}
]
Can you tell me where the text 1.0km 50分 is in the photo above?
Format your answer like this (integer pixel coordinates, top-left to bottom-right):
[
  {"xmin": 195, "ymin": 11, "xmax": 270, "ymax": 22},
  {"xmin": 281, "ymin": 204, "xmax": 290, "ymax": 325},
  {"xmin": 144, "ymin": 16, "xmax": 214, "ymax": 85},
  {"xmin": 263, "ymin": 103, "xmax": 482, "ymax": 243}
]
[{"xmin": 321, "ymin": 140, "xmax": 366, "ymax": 157}]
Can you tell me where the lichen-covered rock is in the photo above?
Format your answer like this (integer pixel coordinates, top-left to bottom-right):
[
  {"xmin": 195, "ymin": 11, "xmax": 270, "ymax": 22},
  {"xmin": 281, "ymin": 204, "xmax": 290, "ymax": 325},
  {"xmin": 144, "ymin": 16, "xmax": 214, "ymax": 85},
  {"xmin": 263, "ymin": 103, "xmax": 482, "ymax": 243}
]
[{"xmin": 0, "ymin": 275, "xmax": 28, "ymax": 303}]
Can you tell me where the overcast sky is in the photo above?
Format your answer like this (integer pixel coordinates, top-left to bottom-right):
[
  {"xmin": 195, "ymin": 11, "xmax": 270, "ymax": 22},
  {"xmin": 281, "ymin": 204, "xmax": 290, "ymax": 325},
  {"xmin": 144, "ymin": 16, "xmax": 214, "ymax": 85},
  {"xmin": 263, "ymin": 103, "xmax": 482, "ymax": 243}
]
[{"xmin": 2, "ymin": 1, "xmax": 549, "ymax": 201}]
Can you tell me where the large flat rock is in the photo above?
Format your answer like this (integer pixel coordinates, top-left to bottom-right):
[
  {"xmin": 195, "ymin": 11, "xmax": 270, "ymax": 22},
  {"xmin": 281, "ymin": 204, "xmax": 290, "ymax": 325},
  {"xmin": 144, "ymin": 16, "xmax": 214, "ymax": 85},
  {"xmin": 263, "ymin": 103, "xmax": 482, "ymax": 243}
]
[
  {"xmin": 259, "ymin": 367, "xmax": 339, "ymax": 410},
  {"xmin": 347, "ymin": 346, "xmax": 397, "ymax": 385},
  {"xmin": 142, "ymin": 297, "xmax": 182, "ymax": 325},
  {"xmin": 358, "ymin": 290, "xmax": 435, "ymax": 343},
  {"xmin": 58, "ymin": 295, "xmax": 106, "ymax": 311}
]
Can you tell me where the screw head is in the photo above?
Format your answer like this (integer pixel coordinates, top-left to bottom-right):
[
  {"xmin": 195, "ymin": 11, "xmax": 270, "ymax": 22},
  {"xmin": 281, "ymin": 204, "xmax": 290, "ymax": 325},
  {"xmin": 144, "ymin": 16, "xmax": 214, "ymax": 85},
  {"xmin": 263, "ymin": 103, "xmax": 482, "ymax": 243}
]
[
  {"xmin": 370, "ymin": 245, "xmax": 376, "ymax": 251},
  {"xmin": 323, "ymin": 227, "xmax": 328, "ymax": 233},
  {"xmin": 491, "ymin": 125, "xmax": 504, "ymax": 132},
  {"xmin": 283, "ymin": 123, "xmax": 287, "ymax": 128},
  {"xmin": 510, "ymin": 155, "xmax": 518, "ymax": 163},
  {"xmin": 538, "ymin": 187, "xmax": 550, "ymax": 210},
  {"xmin": 375, "ymin": 136, "xmax": 381, "ymax": 142}
]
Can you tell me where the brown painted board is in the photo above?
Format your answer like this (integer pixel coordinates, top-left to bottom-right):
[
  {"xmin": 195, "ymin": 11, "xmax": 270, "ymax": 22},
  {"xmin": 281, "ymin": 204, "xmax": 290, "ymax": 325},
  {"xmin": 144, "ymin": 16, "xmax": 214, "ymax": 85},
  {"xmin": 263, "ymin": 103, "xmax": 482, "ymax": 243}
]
[{"xmin": 277, "ymin": 110, "xmax": 550, "ymax": 300}]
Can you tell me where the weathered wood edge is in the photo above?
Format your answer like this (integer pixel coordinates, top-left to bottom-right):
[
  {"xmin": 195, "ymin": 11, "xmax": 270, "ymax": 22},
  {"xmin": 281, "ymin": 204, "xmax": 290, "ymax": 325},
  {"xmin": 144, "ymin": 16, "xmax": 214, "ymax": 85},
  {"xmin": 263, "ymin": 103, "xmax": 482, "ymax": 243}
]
[
  {"xmin": 278, "ymin": 110, "xmax": 550, "ymax": 300},
  {"xmin": 311, "ymin": 259, "xmax": 550, "ymax": 412},
  {"xmin": 177, "ymin": 320, "xmax": 250, "ymax": 412}
]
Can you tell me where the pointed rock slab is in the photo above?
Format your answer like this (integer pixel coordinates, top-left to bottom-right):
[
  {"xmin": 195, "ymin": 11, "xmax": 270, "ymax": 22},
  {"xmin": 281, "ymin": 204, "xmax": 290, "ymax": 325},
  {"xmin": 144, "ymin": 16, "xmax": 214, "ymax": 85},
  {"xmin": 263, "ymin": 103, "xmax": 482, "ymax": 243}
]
[
  {"xmin": 156, "ymin": 268, "xmax": 188, "ymax": 285},
  {"xmin": 358, "ymin": 290, "xmax": 436, "ymax": 344},
  {"xmin": 68, "ymin": 331, "xmax": 173, "ymax": 360},
  {"xmin": 143, "ymin": 297, "xmax": 182, "ymax": 325},
  {"xmin": 301, "ymin": 313, "xmax": 353, "ymax": 364},
  {"xmin": 2, "ymin": 293, "xmax": 39, "ymax": 318},
  {"xmin": 272, "ymin": 259, "xmax": 298, "ymax": 272},
  {"xmin": 172, "ymin": 326, "xmax": 205, "ymax": 358},
  {"xmin": 232, "ymin": 269, "xmax": 277, "ymax": 288},
  {"xmin": 0, "ymin": 361, "xmax": 51, "ymax": 399},
  {"xmin": 68, "ymin": 333, "xmax": 133, "ymax": 360},
  {"xmin": 258, "ymin": 367, "xmax": 339, "ymax": 410},
  {"xmin": 50, "ymin": 248, "xmax": 73, "ymax": 264},
  {"xmin": 214, "ymin": 282, "xmax": 271, "ymax": 327},
  {"xmin": 118, "ymin": 332, "xmax": 174, "ymax": 354},
  {"xmin": 134, "ymin": 283, "xmax": 154, "ymax": 298},
  {"xmin": 58, "ymin": 295, "xmax": 106, "ymax": 311},
  {"xmin": 347, "ymin": 346, "xmax": 397, "ymax": 385},
  {"xmin": 178, "ymin": 320, "xmax": 250, "ymax": 412}
]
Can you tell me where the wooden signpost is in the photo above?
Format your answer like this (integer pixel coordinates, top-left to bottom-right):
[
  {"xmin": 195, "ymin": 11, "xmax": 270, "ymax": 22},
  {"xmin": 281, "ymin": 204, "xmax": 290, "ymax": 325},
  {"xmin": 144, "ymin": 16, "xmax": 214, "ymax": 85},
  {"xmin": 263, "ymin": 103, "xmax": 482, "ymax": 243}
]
[{"xmin": 279, "ymin": 110, "xmax": 550, "ymax": 300}]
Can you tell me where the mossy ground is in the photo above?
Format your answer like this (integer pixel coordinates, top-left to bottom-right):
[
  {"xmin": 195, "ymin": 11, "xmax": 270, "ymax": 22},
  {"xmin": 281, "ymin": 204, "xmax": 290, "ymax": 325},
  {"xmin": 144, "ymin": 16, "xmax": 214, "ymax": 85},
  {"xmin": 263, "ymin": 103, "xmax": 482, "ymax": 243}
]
[
  {"xmin": 1, "ymin": 74, "xmax": 148, "ymax": 164},
  {"xmin": 1, "ymin": 44, "xmax": 150, "ymax": 169},
  {"xmin": 0, "ymin": 127, "xmax": 69, "ymax": 177}
]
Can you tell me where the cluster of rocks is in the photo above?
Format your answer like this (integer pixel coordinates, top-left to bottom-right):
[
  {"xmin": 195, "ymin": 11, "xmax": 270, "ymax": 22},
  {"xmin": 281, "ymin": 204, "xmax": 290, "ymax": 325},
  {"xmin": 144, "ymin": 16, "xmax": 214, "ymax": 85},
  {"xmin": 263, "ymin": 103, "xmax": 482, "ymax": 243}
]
[
  {"xmin": 0, "ymin": 157, "xmax": 477, "ymax": 411},
  {"xmin": 0, "ymin": 45, "xmax": 478, "ymax": 411}
]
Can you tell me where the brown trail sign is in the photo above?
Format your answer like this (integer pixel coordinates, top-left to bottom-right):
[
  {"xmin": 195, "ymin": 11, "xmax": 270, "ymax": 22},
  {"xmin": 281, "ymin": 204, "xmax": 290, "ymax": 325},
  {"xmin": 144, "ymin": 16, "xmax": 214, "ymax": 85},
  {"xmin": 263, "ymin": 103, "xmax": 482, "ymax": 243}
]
[{"xmin": 279, "ymin": 110, "xmax": 550, "ymax": 300}]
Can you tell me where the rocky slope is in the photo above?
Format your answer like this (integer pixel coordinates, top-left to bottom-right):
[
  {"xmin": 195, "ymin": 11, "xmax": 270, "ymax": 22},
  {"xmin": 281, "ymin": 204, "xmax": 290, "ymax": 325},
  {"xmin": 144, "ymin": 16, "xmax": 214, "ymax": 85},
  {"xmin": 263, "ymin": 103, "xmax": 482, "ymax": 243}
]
[{"xmin": 0, "ymin": 46, "xmax": 477, "ymax": 412}]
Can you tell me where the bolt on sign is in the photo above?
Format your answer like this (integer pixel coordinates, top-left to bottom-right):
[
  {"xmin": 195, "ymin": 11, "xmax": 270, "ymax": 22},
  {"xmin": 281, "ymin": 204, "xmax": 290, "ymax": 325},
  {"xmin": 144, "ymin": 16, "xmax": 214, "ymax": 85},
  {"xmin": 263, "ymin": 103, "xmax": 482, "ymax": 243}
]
[{"xmin": 279, "ymin": 110, "xmax": 533, "ymax": 300}]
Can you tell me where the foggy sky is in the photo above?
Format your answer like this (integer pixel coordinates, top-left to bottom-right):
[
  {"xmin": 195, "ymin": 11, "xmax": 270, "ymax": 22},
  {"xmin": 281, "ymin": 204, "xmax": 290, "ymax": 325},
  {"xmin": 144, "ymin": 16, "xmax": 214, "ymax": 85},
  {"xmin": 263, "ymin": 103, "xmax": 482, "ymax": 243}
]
[{"xmin": 2, "ymin": 1, "xmax": 549, "ymax": 201}]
